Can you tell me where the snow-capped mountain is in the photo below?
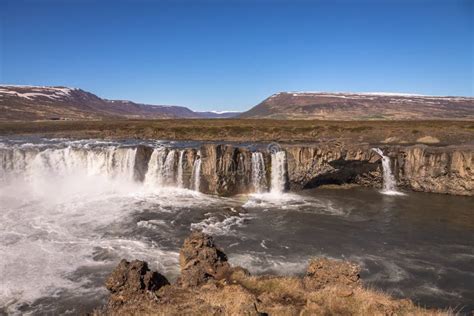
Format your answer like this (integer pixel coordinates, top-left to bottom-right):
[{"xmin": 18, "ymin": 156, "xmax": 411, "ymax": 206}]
[
  {"xmin": 0, "ymin": 85, "xmax": 239, "ymax": 120},
  {"xmin": 239, "ymin": 91, "xmax": 474, "ymax": 120}
]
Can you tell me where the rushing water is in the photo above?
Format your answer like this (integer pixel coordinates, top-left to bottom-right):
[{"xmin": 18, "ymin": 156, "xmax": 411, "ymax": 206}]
[
  {"xmin": 270, "ymin": 151, "xmax": 286, "ymax": 194},
  {"xmin": 177, "ymin": 150, "xmax": 185, "ymax": 188},
  {"xmin": 191, "ymin": 154, "xmax": 201, "ymax": 192},
  {"xmin": 372, "ymin": 148, "xmax": 405, "ymax": 196},
  {"xmin": 0, "ymin": 138, "xmax": 473, "ymax": 315},
  {"xmin": 251, "ymin": 152, "xmax": 266, "ymax": 193}
]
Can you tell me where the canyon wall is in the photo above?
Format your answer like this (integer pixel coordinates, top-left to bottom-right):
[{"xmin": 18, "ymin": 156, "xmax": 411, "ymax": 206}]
[{"xmin": 1, "ymin": 142, "xmax": 471, "ymax": 196}]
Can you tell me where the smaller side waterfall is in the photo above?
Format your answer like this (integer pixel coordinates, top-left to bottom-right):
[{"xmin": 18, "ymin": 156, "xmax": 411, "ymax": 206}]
[
  {"xmin": 177, "ymin": 150, "xmax": 185, "ymax": 188},
  {"xmin": 372, "ymin": 148, "xmax": 404, "ymax": 195},
  {"xmin": 191, "ymin": 154, "xmax": 202, "ymax": 192},
  {"xmin": 163, "ymin": 150, "xmax": 176, "ymax": 185},
  {"xmin": 270, "ymin": 151, "xmax": 286, "ymax": 194},
  {"xmin": 251, "ymin": 152, "xmax": 266, "ymax": 193}
]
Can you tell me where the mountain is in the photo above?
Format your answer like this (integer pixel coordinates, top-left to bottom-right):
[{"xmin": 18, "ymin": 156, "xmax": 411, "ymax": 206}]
[
  {"xmin": 0, "ymin": 85, "xmax": 240, "ymax": 121},
  {"xmin": 239, "ymin": 92, "xmax": 474, "ymax": 120}
]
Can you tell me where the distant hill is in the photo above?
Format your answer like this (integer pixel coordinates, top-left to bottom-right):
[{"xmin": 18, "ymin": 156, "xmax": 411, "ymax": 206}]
[
  {"xmin": 239, "ymin": 92, "xmax": 474, "ymax": 120},
  {"xmin": 0, "ymin": 85, "xmax": 240, "ymax": 121}
]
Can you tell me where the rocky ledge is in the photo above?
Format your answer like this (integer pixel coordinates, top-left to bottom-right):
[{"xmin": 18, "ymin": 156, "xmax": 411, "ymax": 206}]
[{"xmin": 95, "ymin": 232, "xmax": 446, "ymax": 315}]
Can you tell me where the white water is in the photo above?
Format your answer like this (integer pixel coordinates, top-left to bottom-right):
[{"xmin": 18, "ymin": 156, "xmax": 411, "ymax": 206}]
[
  {"xmin": 191, "ymin": 155, "xmax": 202, "ymax": 192},
  {"xmin": 0, "ymin": 146, "xmax": 138, "ymax": 193},
  {"xmin": 177, "ymin": 150, "xmax": 185, "ymax": 188},
  {"xmin": 372, "ymin": 148, "xmax": 405, "ymax": 196},
  {"xmin": 163, "ymin": 150, "xmax": 176, "ymax": 185},
  {"xmin": 251, "ymin": 152, "xmax": 266, "ymax": 193},
  {"xmin": 144, "ymin": 148, "xmax": 167, "ymax": 187},
  {"xmin": 270, "ymin": 151, "xmax": 286, "ymax": 194},
  {"xmin": 144, "ymin": 148, "xmax": 178, "ymax": 187}
]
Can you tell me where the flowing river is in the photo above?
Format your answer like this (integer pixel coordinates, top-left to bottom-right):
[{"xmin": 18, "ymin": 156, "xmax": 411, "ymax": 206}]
[{"xmin": 0, "ymin": 138, "xmax": 473, "ymax": 314}]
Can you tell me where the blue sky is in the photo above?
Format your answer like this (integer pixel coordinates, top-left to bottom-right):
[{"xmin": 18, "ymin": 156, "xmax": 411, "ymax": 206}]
[{"xmin": 1, "ymin": 0, "xmax": 472, "ymax": 111}]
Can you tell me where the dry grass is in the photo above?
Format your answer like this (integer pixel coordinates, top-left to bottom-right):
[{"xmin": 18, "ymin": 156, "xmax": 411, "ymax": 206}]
[{"xmin": 0, "ymin": 119, "xmax": 472, "ymax": 145}]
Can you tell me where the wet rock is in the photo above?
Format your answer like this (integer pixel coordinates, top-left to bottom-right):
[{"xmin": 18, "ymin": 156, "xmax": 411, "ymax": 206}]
[
  {"xmin": 105, "ymin": 259, "xmax": 169, "ymax": 296},
  {"xmin": 177, "ymin": 231, "xmax": 231, "ymax": 288},
  {"xmin": 133, "ymin": 145, "xmax": 153, "ymax": 182}
]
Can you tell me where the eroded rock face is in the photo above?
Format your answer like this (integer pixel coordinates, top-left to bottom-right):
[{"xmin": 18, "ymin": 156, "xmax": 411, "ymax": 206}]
[
  {"xmin": 390, "ymin": 145, "xmax": 473, "ymax": 195},
  {"xmin": 129, "ymin": 142, "xmax": 472, "ymax": 195},
  {"xmin": 199, "ymin": 144, "xmax": 254, "ymax": 196},
  {"xmin": 284, "ymin": 144, "xmax": 382, "ymax": 190},
  {"xmin": 178, "ymin": 232, "xmax": 231, "ymax": 288}
]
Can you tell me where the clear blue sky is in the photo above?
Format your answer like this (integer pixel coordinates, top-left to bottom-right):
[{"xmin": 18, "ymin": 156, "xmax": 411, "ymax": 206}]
[{"xmin": 1, "ymin": 0, "xmax": 472, "ymax": 111}]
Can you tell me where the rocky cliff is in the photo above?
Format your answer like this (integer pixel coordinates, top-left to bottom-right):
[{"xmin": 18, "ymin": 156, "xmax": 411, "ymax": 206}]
[
  {"xmin": 2, "ymin": 141, "xmax": 471, "ymax": 196},
  {"xmin": 144, "ymin": 143, "xmax": 472, "ymax": 196}
]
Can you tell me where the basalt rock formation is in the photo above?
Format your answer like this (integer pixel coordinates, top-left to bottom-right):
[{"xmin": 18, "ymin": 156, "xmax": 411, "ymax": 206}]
[
  {"xmin": 97, "ymin": 232, "xmax": 446, "ymax": 315},
  {"xmin": 388, "ymin": 145, "xmax": 472, "ymax": 195},
  {"xmin": 1, "ymin": 141, "xmax": 471, "ymax": 196}
]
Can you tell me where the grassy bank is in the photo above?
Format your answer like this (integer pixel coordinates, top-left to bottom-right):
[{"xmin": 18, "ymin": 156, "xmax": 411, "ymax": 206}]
[{"xmin": 1, "ymin": 119, "xmax": 473, "ymax": 145}]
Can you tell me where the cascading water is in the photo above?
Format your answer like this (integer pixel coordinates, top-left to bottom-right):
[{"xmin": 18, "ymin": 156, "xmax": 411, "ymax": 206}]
[
  {"xmin": 0, "ymin": 145, "xmax": 138, "ymax": 183},
  {"xmin": 251, "ymin": 152, "xmax": 266, "ymax": 193},
  {"xmin": 372, "ymin": 148, "xmax": 405, "ymax": 196},
  {"xmin": 144, "ymin": 148, "xmax": 167, "ymax": 187},
  {"xmin": 177, "ymin": 150, "xmax": 185, "ymax": 188},
  {"xmin": 191, "ymin": 154, "xmax": 202, "ymax": 192},
  {"xmin": 163, "ymin": 150, "xmax": 176, "ymax": 185},
  {"xmin": 270, "ymin": 151, "xmax": 286, "ymax": 194}
]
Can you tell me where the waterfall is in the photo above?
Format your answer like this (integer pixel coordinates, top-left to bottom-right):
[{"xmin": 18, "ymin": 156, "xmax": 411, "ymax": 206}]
[
  {"xmin": 372, "ymin": 148, "xmax": 404, "ymax": 195},
  {"xmin": 177, "ymin": 150, "xmax": 185, "ymax": 188},
  {"xmin": 191, "ymin": 154, "xmax": 201, "ymax": 192},
  {"xmin": 163, "ymin": 150, "xmax": 176, "ymax": 185},
  {"xmin": 144, "ymin": 148, "xmax": 167, "ymax": 187},
  {"xmin": 251, "ymin": 152, "xmax": 266, "ymax": 193},
  {"xmin": 0, "ymin": 146, "xmax": 138, "ymax": 182},
  {"xmin": 270, "ymin": 151, "xmax": 286, "ymax": 194}
]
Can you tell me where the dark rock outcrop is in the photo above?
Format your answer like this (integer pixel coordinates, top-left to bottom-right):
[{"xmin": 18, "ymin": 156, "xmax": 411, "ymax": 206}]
[
  {"xmin": 98, "ymin": 233, "xmax": 444, "ymax": 315},
  {"xmin": 104, "ymin": 259, "xmax": 169, "ymax": 311},
  {"xmin": 177, "ymin": 232, "xmax": 231, "ymax": 288}
]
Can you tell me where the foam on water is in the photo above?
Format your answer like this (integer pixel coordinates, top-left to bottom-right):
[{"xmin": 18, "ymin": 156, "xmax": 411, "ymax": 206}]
[
  {"xmin": 190, "ymin": 213, "xmax": 252, "ymax": 236},
  {"xmin": 229, "ymin": 253, "xmax": 308, "ymax": 275}
]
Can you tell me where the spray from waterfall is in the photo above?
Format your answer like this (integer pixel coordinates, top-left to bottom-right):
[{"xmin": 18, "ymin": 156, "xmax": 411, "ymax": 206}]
[
  {"xmin": 270, "ymin": 151, "xmax": 286, "ymax": 194},
  {"xmin": 191, "ymin": 153, "xmax": 202, "ymax": 192},
  {"xmin": 251, "ymin": 152, "xmax": 266, "ymax": 193},
  {"xmin": 177, "ymin": 150, "xmax": 185, "ymax": 188},
  {"xmin": 372, "ymin": 148, "xmax": 405, "ymax": 196}
]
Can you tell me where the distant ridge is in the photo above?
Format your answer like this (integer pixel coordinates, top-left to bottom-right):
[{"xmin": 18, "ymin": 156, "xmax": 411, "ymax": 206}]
[
  {"xmin": 0, "ymin": 85, "xmax": 240, "ymax": 121},
  {"xmin": 239, "ymin": 91, "xmax": 474, "ymax": 120}
]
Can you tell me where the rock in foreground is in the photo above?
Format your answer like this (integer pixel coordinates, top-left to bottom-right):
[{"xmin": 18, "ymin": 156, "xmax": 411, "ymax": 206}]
[{"xmin": 96, "ymin": 232, "xmax": 447, "ymax": 315}]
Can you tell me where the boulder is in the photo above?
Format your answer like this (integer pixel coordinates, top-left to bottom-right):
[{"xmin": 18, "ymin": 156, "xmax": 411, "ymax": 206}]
[
  {"xmin": 105, "ymin": 259, "xmax": 169, "ymax": 296},
  {"xmin": 177, "ymin": 231, "xmax": 231, "ymax": 288}
]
